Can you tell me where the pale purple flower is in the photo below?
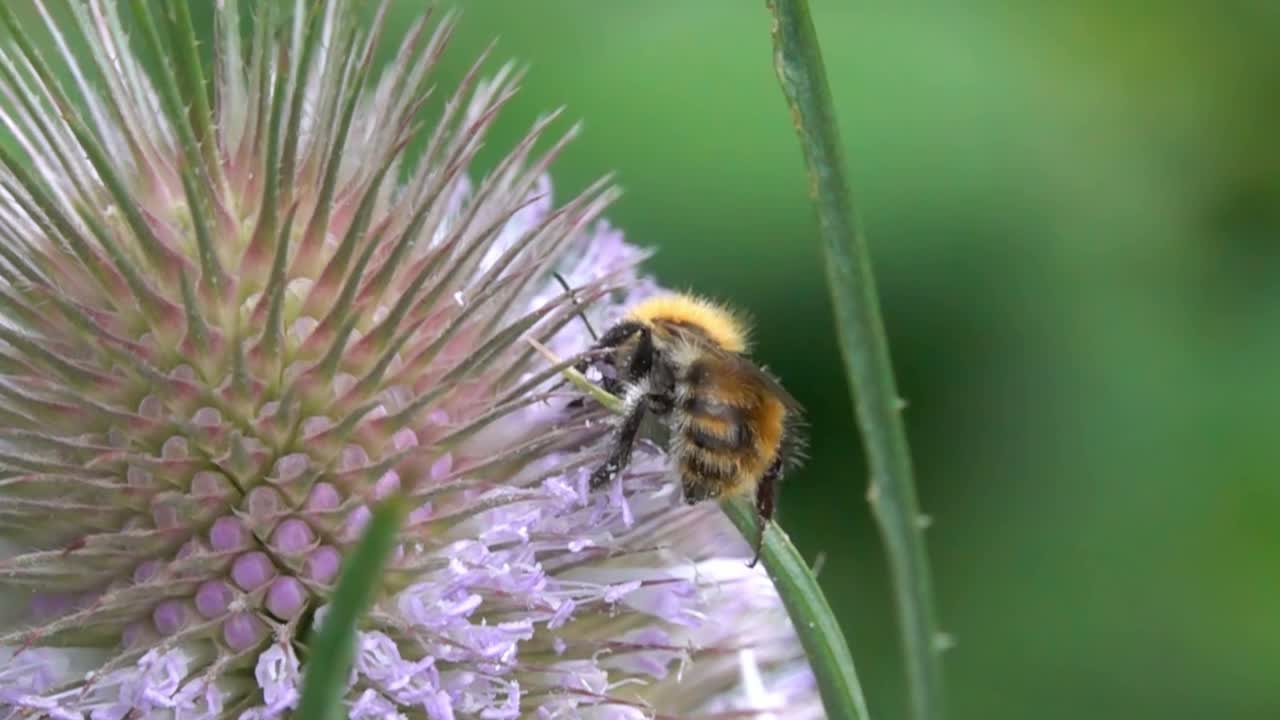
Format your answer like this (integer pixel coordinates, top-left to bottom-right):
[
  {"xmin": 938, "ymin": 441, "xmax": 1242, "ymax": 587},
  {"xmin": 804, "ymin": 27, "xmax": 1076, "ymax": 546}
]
[{"xmin": 0, "ymin": 1, "xmax": 819, "ymax": 717}]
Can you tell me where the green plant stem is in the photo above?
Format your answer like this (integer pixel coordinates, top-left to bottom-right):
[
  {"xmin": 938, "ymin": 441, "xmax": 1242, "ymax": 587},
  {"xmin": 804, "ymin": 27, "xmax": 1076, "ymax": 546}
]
[
  {"xmin": 531, "ymin": 341, "xmax": 869, "ymax": 719},
  {"xmin": 721, "ymin": 498, "xmax": 870, "ymax": 720},
  {"xmin": 764, "ymin": 2, "xmax": 947, "ymax": 720}
]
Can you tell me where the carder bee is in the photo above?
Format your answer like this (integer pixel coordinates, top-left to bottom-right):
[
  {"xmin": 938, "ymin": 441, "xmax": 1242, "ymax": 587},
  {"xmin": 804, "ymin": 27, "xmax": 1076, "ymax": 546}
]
[{"xmin": 573, "ymin": 292, "xmax": 805, "ymax": 564}]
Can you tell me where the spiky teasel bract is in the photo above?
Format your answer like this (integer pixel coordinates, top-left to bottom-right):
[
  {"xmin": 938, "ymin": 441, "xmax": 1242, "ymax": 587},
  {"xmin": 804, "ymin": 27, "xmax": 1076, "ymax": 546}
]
[{"xmin": 0, "ymin": 1, "xmax": 821, "ymax": 717}]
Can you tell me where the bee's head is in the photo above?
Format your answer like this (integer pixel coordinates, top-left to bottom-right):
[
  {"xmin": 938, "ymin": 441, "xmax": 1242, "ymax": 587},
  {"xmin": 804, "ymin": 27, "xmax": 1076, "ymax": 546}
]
[{"xmin": 599, "ymin": 322, "xmax": 647, "ymax": 369}]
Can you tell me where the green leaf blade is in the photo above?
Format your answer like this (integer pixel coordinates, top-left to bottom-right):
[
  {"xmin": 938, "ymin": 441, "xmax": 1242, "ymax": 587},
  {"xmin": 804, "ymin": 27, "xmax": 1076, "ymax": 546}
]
[{"xmin": 297, "ymin": 499, "xmax": 407, "ymax": 720}]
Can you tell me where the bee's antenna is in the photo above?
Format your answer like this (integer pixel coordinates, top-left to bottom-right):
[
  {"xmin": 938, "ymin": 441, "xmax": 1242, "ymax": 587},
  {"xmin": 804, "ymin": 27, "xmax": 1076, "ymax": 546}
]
[{"xmin": 553, "ymin": 271, "xmax": 599, "ymax": 342}]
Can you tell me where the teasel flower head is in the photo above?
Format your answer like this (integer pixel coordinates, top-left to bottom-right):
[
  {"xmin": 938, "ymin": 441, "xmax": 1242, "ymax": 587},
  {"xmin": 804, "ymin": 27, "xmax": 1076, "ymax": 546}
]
[{"xmin": 0, "ymin": 2, "xmax": 820, "ymax": 718}]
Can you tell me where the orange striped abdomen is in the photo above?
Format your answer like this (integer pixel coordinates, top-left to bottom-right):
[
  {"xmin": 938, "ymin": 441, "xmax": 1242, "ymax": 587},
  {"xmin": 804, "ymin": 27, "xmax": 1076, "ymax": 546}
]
[{"xmin": 675, "ymin": 358, "xmax": 788, "ymax": 502}]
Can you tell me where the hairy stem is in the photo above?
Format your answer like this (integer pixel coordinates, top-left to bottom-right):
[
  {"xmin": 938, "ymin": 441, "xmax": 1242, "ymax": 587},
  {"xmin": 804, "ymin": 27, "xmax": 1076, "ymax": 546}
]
[{"xmin": 764, "ymin": 1, "xmax": 947, "ymax": 719}]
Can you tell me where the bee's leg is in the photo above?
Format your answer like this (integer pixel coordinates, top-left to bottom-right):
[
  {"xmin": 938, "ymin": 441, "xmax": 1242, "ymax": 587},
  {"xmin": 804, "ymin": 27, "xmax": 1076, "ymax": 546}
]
[
  {"xmin": 623, "ymin": 327, "xmax": 656, "ymax": 382},
  {"xmin": 588, "ymin": 323, "xmax": 656, "ymax": 489},
  {"xmin": 748, "ymin": 457, "xmax": 784, "ymax": 567},
  {"xmin": 590, "ymin": 400, "xmax": 646, "ymax": 489}
]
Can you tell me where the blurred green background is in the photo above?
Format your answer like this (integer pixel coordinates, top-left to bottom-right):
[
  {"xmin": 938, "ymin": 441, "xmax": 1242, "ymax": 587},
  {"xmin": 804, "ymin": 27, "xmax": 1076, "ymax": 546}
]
[
  {"xmin": 17, "ymin": 1, "xmax": 1280, "ymax": 717},
  {"xmin": 398, "ymin": 2, "xmax": 1280, "ymax": 718}
]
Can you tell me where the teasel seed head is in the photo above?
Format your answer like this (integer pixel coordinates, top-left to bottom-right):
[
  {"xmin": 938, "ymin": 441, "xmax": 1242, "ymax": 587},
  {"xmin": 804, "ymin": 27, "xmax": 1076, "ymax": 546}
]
[{"xmin": 0, "ymin": 2, "xmax": 820, "ymax": 717}]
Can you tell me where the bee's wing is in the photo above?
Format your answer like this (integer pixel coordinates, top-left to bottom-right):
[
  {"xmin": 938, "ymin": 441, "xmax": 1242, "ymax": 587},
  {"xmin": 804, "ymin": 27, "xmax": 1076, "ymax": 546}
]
[
  {"xmin": 705, "ymin": 343, "xmax": 805, "ymax": 414},
  {"xmin": 746, "ymin": 357, "xmax": 805, "ymax": 413},
  {"xmin": 659, "ymin": 320, "xmax": 804, "ymax": 412}
]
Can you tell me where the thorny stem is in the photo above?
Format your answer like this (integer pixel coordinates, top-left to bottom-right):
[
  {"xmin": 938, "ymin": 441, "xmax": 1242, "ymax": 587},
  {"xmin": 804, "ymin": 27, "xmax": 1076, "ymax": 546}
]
[{"xmin": 764, "ymin": 2, "xmax": 947, "ymax": 720}]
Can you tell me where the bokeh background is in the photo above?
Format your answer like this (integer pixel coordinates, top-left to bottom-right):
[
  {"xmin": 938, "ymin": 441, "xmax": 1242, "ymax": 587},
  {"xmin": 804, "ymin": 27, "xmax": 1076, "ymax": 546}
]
[
  {"xmin": 12, "ymin": 1, "xmax": 1280, "ymax": 718},
  {"xmin": 400, "ymin": 3, "xmax": 1280, "ymax": 718}
]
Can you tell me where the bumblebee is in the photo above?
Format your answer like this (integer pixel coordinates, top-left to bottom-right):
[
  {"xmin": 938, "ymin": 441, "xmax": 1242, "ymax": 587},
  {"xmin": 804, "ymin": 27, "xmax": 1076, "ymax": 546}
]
[{"xmin": 577, "ymin": 293, "xmax": 805, "ymax": 563}]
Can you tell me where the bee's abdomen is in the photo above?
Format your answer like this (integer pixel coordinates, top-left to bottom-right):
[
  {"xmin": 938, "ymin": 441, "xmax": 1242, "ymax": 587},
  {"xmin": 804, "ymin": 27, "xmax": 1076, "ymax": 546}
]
[
  {"xmin": 682, "ymin": 400, "xmax": 753, "ymax": 452},
  {"xmin": 680, "ymin": 449, "xmax": 739, "ymax": 482},
  {"xmin": 678, "ymin": 394, "xmax": 771, "ymax": 487},
  {"xmin": 673, "ymin": 358, "xmax": 790, "ymax": 498}
]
